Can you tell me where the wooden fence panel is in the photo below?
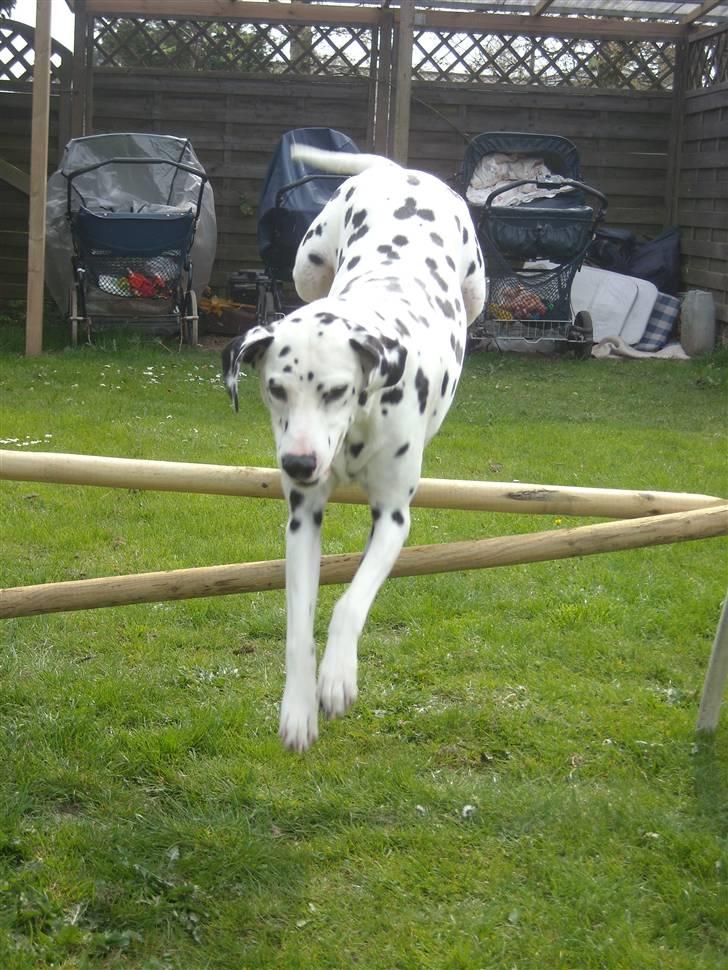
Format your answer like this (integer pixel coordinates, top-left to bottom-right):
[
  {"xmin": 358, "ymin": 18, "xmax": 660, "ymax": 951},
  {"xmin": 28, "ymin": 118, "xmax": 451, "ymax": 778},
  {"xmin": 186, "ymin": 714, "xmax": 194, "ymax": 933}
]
[
  {"xmin": 91, "ymin": 70, "xmax": 371, "ymax": 286},
  {"xmin": 408, "ymin": 83, "xmax": 674, "ymax": 237},
  {"xmin": 677, "ymin": 83, "xmax": 728, "ymax": 328},
  {"xmin": 0, "ymin": 89, "xmax": 66, "ymax": 303}
]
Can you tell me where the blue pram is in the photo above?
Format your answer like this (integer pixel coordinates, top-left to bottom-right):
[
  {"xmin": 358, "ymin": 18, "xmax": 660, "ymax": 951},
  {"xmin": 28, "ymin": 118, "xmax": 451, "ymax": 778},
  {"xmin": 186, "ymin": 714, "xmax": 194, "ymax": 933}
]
[
  {"xmin": 46, "ymin": 133, "xmax": 216, "ymax": 345},
  {"xmin": 228, "ymin": 127, "xmax": 359, "ymax": 323},
  {"xmin": 458, "ymin": 132, "xmax": 607, "ymax": 355}
]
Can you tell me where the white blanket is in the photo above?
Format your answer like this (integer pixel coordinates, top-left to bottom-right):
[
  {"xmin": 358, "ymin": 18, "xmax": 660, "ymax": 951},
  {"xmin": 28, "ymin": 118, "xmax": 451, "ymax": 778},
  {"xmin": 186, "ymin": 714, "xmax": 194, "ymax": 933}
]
[
  {"xmin": 592, "ymin": 336, "xmax": 689, "ymax": 360},
  {"xmin": 467, "ymin": 153, "xmax": 571, "ymax": 207}
]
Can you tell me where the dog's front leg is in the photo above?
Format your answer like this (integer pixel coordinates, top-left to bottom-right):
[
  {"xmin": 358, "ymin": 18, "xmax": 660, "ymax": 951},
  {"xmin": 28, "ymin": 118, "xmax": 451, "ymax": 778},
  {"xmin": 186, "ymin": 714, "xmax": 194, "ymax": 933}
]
[
  {"xmin": 279, "ymin": 483, "xmax": 330, "ymax": 751},
  {"xmin": 318, "ymin": 485, "xmax": 413, "ymax": 720}
]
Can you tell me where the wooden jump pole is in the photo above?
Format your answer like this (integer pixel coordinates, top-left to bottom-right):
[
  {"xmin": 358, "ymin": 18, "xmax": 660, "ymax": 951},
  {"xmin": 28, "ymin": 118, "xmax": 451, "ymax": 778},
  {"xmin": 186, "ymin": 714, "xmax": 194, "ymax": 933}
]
[
  {"xmin": 2, "ymin": 504, "xmax": 726, "ymax": 620},
  {"xmin": 1, "ymin": 450, "xmax": 724, "ymax": 519},
  {"xmin": 696, "ymin": 590, "xmax": 728, "ymax": 734}
]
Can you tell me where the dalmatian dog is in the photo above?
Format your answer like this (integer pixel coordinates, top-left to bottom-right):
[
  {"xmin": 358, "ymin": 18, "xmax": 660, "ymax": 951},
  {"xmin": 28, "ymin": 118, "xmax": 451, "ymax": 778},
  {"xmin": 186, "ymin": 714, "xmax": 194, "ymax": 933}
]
[{"xmin": 222, "ymin": 146, "xmax": 485, "ymax": 751}]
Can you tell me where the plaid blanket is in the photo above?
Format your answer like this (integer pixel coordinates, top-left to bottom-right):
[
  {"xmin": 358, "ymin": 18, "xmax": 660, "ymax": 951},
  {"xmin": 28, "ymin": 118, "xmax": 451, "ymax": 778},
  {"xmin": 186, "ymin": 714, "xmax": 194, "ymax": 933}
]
[{"xmin": 633, "ymin": 292, "xmax": 680, "ymax": 351}]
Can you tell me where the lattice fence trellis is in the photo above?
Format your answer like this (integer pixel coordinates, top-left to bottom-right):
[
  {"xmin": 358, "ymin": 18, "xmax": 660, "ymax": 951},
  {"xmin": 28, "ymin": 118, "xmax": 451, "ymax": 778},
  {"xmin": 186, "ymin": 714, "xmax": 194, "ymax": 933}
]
[
  {"xmin": 91, "ymin": 17, "xmax": 678, "ymax": 91},
  {"xmin": 687, "ymin": 28, "xmax": 728, "ymax": 90},
  {"xmin": 0, "ymin": 20, "xmax": 70, "ymax": 85},
  {"xmin": 93, "ymin": 18, "xmax": 374, "ymax": 77},
  {"xmin": 411, "ymin": 30, "xmax": 676, "ymax": 90}
]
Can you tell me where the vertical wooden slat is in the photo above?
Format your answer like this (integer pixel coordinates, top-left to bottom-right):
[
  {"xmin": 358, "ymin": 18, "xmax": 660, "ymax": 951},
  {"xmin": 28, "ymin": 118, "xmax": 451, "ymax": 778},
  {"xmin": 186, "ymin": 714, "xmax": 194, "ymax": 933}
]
[
  {"xmin": 365, "ymin": 21, "xmax": 379, "ymax": 151},
  {"xmin": 24, "ymin": 0, "xmax": 52, "ymax": 357},
  {"xmin": 666, "ymin": 38, "xmax": 688, "ymax": 228},
  {"xmin": 71, "ymin": 0, "xmax": 88, "ymax": 137},
  {"xmin": 373, "ymin": 10, "xmax": 394, "ymax": 156},
  {"xmin": 84, "ymin": 14, "xmax": 95, "ymax": 133},
  {"xmin": 392, "ymin": 0, "xmax": 414, "ymax": 164}
]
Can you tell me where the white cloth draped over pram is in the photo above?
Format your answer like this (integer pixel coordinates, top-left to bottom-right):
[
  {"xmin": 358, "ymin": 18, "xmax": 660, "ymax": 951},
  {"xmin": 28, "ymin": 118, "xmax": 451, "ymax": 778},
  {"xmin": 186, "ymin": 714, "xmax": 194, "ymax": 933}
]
[{"xmin": 466, "ymin": 153, "xmax": 572, "ymax": 207}]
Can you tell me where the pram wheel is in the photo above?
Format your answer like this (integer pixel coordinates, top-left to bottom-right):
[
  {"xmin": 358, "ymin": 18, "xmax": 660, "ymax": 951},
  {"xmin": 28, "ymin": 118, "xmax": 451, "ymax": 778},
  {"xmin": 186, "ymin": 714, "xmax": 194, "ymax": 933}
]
[
  {"xmin": 180, "ymin": 290, "xmax": 199, "ymax": 345},
  {"xmin": 567, "ymin": 310, "xmax": 594, "ymax": 359}
]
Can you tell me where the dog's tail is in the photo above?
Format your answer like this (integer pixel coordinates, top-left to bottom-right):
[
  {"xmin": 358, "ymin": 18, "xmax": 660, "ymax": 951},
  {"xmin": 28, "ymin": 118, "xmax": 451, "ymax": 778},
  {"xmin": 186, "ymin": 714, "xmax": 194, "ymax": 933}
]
[{"xmin": 291, "ymin": 144, "xmax": 396, "ymax": 176}]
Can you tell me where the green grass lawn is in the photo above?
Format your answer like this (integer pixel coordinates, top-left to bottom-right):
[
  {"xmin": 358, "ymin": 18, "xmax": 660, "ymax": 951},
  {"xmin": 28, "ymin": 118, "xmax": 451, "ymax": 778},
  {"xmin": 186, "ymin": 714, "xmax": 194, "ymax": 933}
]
[{"xmin": 1, "ymin": 319, "xmax": 727, "ymax": 969}]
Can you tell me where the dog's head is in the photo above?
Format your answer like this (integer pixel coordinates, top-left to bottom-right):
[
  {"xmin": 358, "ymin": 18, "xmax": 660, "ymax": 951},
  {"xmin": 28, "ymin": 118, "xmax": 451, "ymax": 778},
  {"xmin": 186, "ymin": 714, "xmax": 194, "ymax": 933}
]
[{"xmin": 222, "ymin": 309, "xmax": 407, "ymax": 485}]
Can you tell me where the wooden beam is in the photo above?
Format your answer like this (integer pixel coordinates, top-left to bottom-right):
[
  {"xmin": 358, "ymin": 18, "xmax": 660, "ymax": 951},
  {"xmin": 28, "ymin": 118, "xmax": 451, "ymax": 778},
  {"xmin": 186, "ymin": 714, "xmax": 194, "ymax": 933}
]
[
  {"xmin": 71, "ymin": 0, "xmax": 88, "ymax": 137},
  {"xmin": 696, "ymin": 589, "xmax": 728, "ymax": 733},
  {"xmin": 83, "ymin": 1, "xmax": 381, "ymax": 26},
  {"xmin": 1, "ymin": 504, "xmax": 726, "ymax": 619},
  {"xmin": 666, "ymin": 38, "xmax": 689, "ymax": 228},
  {"xmin": 373, "ymin": 8, "xmax": 394, "ymax": 155},
  {"xmin": 531, "ymin": 0, "xmax": 557, "ymax": 14},
  {"xmin": 682, "ymin": 0, "xmax": 723, "ymax": 26},
  {"xmin": 79, "ymin": 0, "xmax": 687, "ymax": 40},
  {"xmin": 0, "ymin": 159, "xmax": 30, "ymax": 195},
  {"xmin": 1, "ymin": 450, "xmax": 725, "ymax": 519},
  {"xmin": 418, "ymin": 9, "xmax": 687, "ymax": 40},
  {"xmin": 392, "ymin": 0, "xmax": 414, "ymax": 164},
  {"xmin": 25, "ymin": 0, "xmax": 52, "ymax": 357}
]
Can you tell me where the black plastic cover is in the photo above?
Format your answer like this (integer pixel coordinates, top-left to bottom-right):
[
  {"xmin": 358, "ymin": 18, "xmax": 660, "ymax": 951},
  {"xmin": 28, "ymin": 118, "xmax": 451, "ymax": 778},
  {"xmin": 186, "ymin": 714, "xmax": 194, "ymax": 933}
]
[{"xmin": 257, "ymin": 127, "xmax": 359, "ymax": 279}]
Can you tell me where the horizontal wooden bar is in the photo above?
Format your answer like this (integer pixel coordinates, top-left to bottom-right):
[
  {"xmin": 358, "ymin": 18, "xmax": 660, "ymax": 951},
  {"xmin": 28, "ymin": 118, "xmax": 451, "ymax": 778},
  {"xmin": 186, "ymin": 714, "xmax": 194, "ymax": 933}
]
[
  {"xmin": 2, "ymin": 504, "xmax": 726, "ymax": 619},
  {"xmin": 1, "ymin": 450, "xmax": 725, "ymax": 518},
  {"xmin": 80, "ymin": 0, "xmax": 688, "ymax": 39}
]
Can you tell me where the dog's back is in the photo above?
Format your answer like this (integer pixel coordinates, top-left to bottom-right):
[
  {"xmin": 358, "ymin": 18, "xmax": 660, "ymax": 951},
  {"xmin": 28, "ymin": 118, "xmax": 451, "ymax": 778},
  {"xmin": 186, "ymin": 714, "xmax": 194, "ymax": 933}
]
[{"xmin": 291, "ymin": 147, "xmax": 486, "ymax": 331}]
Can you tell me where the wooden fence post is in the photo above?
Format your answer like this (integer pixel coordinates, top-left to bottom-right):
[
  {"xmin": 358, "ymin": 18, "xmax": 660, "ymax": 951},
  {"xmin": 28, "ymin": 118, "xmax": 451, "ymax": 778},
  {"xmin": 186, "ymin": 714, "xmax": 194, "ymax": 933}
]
[
  {"xmin": 392, "ymin": 0, "xmax": 414, "ymax": 164},
  {"xmin": 70, "ymin": 0, "xmax": 88, "ymax": 137},
  {"xmin": 24, "ymin": 0, "xmax": 52, "ymax": 357}
]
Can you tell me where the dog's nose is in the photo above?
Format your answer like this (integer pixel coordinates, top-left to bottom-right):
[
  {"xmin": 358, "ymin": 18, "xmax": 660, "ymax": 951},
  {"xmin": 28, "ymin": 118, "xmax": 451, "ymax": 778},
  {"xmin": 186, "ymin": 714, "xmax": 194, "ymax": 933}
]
[{"xmin": 281, "ymin": 453, "xmax": 317, "ymax": 481}]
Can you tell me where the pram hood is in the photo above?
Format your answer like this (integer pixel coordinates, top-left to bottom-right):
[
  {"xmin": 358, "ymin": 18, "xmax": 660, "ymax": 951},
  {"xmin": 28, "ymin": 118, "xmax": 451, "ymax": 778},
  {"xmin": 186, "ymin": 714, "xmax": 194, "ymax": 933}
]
[
  {"xmin": 45, "ymin": 133, "xmax": 217, "ymax": 315},
  {"xmin": 258, "ymin": 127, "xmax": 359, "ymax": 279}
]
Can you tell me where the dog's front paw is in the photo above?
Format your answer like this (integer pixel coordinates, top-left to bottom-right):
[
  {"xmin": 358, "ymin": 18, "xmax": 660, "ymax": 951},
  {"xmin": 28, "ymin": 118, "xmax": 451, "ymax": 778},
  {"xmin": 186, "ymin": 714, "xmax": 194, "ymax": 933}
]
[
  {"xmin": 317, "ymin": 649, "xmax": 358, "ymax": 720},
  {"xmin": 279, "ymin": 687, "xmax": 318, "ymax": 753}
]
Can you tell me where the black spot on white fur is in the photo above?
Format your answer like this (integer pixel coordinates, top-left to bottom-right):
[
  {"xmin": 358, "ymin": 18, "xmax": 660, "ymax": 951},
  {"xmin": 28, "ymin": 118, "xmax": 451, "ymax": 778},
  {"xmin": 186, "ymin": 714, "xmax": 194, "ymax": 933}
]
[
  {"xmin": 394, "ymin": 198, "xmax": 435, "ymax": 222},
  {"xmin": 348, "ymin": 224, "xmax": 369, "ymax": 245},
  {"xmin": 415, "ymin": 368, "xmax": 429, "ymax": 414}
]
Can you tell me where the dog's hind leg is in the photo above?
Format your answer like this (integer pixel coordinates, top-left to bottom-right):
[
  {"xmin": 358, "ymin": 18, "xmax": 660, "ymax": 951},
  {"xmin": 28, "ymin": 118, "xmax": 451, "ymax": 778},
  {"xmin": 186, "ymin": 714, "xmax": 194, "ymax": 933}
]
[
  {"xmin": 317, "ymin": 471, "xmax": 417, "ymax": 720},
  {"xmin": 293, "ymin": 211, "xmax": 337, "ymax": 303},
  {"xmin": 279, "ymin": 481, "xmax": 331, "ymax": 751}
]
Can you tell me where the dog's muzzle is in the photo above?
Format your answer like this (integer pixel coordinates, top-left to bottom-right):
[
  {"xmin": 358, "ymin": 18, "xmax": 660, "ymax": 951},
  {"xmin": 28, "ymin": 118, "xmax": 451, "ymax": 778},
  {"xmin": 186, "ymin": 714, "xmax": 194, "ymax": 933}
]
[{"xmin": 281, "ymin": 453, "xmax": 318, "ymax": 482}]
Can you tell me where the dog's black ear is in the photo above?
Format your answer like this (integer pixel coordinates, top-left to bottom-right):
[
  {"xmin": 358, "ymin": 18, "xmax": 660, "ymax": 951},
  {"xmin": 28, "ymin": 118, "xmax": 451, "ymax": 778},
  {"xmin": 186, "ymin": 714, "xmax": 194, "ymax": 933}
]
[
  {"xmin": 349, "ymin": 333, "xmax": 382, "ymax": 385},
  {"xmin": 379, "ymin": 335, "xmax": 408, "ymax": 388},
  {"xmin": 350, "ymin": 333, "xmax": 407, "ymax": 391},
  {"xmin": 222, "ymin": 326, "xmax": 274, "ymax": 413}
]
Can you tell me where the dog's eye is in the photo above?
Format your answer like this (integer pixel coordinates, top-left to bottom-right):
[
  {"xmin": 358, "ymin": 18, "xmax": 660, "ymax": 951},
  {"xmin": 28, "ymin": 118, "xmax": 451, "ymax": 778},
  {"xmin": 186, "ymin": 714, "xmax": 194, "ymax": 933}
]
[
  {"xmin": 323, "ymin": 385, "xmax": 348, "ymax": 405},
  {"xmin": 268, "ymin": 382, "xmax": 288, "ymax": 402}
]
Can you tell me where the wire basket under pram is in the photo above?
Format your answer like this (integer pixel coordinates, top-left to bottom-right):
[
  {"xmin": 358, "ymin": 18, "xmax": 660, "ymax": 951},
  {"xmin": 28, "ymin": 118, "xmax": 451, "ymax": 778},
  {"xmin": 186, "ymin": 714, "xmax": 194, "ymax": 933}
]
[
  {"xmin": 228, "ymin": 128, "xmax": 359, "ymax": 324},
  {"xmin": 459, "ymin": 132, "xmax": 607, "ymax": 356}
]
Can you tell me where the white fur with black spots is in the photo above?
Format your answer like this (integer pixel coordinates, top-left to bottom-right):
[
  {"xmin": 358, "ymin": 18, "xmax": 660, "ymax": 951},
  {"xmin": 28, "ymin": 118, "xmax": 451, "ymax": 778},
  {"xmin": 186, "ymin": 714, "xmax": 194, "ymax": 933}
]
[{"xmin": 223, "ymin": 146, "xmax": 486, "ymax": 751}]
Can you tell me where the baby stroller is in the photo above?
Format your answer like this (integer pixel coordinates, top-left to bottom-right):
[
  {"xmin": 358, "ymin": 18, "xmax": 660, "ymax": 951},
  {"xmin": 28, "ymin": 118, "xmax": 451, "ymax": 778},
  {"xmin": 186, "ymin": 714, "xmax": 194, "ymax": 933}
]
[
  {"xmin": 458, "ymin": 132, "xmax": 607, "ymax": 356},
  {"xmin": 228, "ymin": 128, "xmax": 359, "ymax": 324},
  {"xmin": 46, "ymin": 134, "xmax": 216, "ymax": 346}
]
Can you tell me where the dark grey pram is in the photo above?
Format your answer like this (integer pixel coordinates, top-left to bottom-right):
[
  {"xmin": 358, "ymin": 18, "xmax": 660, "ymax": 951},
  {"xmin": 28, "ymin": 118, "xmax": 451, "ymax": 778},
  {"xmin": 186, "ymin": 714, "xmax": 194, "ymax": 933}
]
[
  {"xmin": 228, "ymin": 128, "xmax": 359, "ymax": 325},
  {"xmin": 46, "ymin": 133, "xmax": 216, "ymax": 346},
  {"xmin": 457, "ymin": 132, "xmax": 607, "ymax": 356}
]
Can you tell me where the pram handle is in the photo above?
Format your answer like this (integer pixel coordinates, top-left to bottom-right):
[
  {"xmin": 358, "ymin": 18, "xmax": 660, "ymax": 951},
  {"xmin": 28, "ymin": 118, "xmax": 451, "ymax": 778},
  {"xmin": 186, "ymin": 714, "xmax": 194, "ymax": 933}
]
[
  {"xmin": 484, "ymin": 177, "xmax": 608, "ymax": 215},
  {"xmin": 65, "ymin": 157, "xmax": 208, "ymax": 218},
  {"xmin": 275, "ymin": 174, "xmax": 343, "ymax": 209}
]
